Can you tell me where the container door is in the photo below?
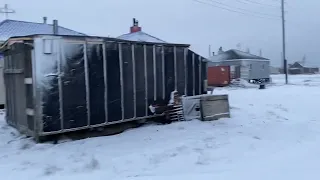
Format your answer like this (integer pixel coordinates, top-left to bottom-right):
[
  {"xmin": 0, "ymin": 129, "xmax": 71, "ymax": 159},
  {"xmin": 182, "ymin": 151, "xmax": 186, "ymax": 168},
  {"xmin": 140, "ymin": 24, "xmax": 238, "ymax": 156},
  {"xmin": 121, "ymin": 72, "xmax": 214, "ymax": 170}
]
[
  {"xmin": 3, "ymin": 44, "xmax": 28, "ymax": 132},
  {"xmin": 240, "ymin": 65, "xmax": 249, "ymax": 79}
]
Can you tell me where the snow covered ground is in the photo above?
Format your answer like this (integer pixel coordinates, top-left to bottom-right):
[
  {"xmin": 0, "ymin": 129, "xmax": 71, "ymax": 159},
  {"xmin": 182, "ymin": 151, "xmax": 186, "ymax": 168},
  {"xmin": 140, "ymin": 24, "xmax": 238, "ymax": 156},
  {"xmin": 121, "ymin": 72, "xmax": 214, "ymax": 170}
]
[{"xmin": 1, "ymin": 74, "xmax": 320, "ymax": 180}]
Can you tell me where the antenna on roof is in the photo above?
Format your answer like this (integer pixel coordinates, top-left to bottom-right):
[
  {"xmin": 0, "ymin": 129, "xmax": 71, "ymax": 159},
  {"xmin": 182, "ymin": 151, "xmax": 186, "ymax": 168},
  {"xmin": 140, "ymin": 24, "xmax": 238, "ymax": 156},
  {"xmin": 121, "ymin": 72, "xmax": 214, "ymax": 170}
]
[
  {"xmin": 259, "ymin": 49, "xmax": 262, "ymax": 56},
  {"xmin": 0, "ymin": 4, "xmax": 15, "ymax": 20},
  {"xmin": 133, "ymin": 18, "xmax": 139, "ymax": 26}
]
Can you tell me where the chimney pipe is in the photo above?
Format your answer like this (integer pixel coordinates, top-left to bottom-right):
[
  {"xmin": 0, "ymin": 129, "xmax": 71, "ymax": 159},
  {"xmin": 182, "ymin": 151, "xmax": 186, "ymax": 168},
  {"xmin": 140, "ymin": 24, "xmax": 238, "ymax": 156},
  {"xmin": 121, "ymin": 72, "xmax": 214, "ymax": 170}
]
[
  {"xmin": 43, "ymin": 16, "xmax": 47, "ymax": 24},
  {"xmin": 53, "ymin": 20, "xmax": 58, "ymax": 35},
  {"xmin": 218, "ymin": 47, "xmax": 223, "ymax": 54},
  {"xmin": 130, "ymin": 18, "xmax": 141, "ymax": 33}
]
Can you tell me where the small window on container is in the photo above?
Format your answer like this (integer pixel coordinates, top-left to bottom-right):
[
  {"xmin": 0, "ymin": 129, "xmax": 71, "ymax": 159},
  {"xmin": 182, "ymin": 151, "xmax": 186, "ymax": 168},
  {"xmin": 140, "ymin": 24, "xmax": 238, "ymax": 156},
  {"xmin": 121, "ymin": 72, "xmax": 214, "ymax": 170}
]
[
  {"xmin": 249, "ymin": 64, "xmax": 252, "ymax": 69},
  {"xmin": 262, "ymin": 64, "xmax": 265, "ymax": 69}
]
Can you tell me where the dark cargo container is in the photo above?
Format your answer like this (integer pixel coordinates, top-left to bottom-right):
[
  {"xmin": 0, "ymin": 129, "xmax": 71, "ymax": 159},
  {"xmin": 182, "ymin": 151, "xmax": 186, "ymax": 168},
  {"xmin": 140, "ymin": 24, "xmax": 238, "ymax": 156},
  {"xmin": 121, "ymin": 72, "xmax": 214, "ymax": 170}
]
[{"xmin": 1, "ymin": 35, "xmax": 207, "ymax": 140}]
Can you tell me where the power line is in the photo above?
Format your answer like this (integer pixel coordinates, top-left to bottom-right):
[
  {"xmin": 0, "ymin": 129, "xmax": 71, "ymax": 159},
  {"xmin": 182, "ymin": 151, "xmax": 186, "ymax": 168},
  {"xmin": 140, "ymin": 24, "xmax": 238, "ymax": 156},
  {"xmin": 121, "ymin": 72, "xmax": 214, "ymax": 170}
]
[
  {"xmin": 205, "ymin": 0, "xmax": 280, "ymax": 17},
  {"xmin": 192, "ymin": 0, "xmax": 281, "ymax": 20},
  {"xmin": 242, "ymin": 0, "xmax": 280, "ymax": 8}
]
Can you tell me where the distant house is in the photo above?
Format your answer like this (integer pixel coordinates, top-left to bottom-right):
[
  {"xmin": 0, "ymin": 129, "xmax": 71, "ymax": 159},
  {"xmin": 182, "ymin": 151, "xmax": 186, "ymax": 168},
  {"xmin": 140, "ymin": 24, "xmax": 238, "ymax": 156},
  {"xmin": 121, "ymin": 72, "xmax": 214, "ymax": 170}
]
[
  {"xmin": 117, "ymin": 18, "xmax": 167, "ymax": 43},
  {"xmin": 207, "ymin": 48, "xmax": 270, "ymax": 83},
  {"xmin": 0, "ymin": 18, "xmax": 86, "ymax": 43},
  {"xmin": 288, "ymin": 62, "xmax": 319, "ymax": 74}
]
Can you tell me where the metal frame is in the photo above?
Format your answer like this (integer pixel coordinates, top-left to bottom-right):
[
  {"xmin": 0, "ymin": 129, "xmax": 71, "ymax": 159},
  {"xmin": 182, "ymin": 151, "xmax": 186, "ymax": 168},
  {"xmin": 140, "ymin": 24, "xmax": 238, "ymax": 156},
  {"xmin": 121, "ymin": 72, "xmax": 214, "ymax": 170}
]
[
  {"xmin": 192, "ymin": 53, "xmax": 195, "ymax": 96},
  {"xmin": 173, "ymin": 46, "xmax": 177, "ymax": 91},
  {"xmin": 38, "ymin": 113, "xmax": 164, "ymax": 136},
  {"xmin": 6, "ymin": 36, "xmax": 211, "ymax": 138},
  {"xmin": 57, "ymin": 39, "xmax": 65, "ymax": 130},
  {"xmin": 143, "ymin": 45, "xmax": 148, "ymax": 116},
  {"xmin": 131, "ymin": 44, "xmax": 137, "ymax": 118},
  {"xmin": 204, "ymin": 60, "xmax": 208, "ymax": 92},
  {"xmin": 31, "ymin": 48, "xmax": 40, "ymax": 138},
  {"xmin": 161, "ymin": 46, "xmax": 165, "ymax": 99},
  {"xmin": 83, "ymin": 42, "xmax": 91, "ymax": 126},
  {"xmin": 102, "ymin": 43, "xmax": 108, "ymax": 123},
  {"xmin": 152, "ymin": 45, "xmax": 157, "ymax": 101},
  {"xmin": 184, "ymin": 48, "xmax": 188, "ymax": 95},
  {"xmin": 198, "ymin": 56, "xmax": 202, "ymax": 94},
  {"xmin": 118, "ymin": 43, "xmax": 125, "ymax": 120}
]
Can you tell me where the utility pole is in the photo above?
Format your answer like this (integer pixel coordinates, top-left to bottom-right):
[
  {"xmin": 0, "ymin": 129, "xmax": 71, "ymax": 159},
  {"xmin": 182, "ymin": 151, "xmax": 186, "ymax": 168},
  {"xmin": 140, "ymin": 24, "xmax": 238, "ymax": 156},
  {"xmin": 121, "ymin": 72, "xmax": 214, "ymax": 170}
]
[
  {"xmin": 0, "ymin": 4, "xmax": 15, "ymax": 20},
  {"xmin": 281, "ymin": 0, "xmax": 288, "ymax": 84}
]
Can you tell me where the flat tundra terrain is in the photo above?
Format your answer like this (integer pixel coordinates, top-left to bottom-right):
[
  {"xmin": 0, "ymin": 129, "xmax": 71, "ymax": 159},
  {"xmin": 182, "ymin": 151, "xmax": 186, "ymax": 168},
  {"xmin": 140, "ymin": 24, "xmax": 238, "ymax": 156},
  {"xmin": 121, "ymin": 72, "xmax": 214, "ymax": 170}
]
[{"xmin": 0, "ymin": 74, "xmax": 319, "ymax": 180}]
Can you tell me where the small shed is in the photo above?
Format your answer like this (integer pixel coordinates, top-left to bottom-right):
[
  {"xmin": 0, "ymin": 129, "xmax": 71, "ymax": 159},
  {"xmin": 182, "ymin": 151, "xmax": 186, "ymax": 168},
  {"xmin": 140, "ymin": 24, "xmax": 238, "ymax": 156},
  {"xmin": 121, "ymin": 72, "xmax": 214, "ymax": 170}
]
[{"xmin": 208, "ymin": 48, "xmax": 270, "ymax": 84}]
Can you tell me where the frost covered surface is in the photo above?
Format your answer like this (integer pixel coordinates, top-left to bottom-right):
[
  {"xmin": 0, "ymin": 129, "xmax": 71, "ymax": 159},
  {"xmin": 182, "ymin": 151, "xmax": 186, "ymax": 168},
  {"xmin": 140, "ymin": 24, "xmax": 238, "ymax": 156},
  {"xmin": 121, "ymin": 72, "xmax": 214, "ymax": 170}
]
[
  {"xmin": 117, "ymin": 31, "xmax": 167, "ymax": 43},
  {"xmin": 1, "ymin": 75, "xmax": 320, "ymax": 180}
]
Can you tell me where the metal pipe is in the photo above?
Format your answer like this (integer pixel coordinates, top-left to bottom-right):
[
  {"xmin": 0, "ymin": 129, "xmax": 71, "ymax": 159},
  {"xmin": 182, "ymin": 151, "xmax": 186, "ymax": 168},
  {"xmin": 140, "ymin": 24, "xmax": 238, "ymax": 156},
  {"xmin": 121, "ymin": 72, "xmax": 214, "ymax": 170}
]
[
  {"xmin": 43, "ymin": 16, "xmax": 47, "ymax": 24},
  {"xmin": 83, "ymin": 43, "xmax": 91, "ymax": 126},
  {"xmin": 192, "ymin": 53, "xmax": 195, "ymax": 96},
  {"xmin": 132, "ymin": 44, "xmax": 136, "ymax": 118},
  {"xmin": 173, "ymin": 46, "xmax": 177, "ymax": 91},
  {"xmin": 58, "ymin": 41, "xmax": 64, "ymax": 130},
  {"xmin": 198, "ymin": 56, "xmax": 202, "ymax": 94},
  {"xmin": 118, "ymin": 43, "xmax": 124, "ymax": 120},
  {"xmin": 143, "ymin": 45, "xmax": 148, "ymax": 116},
  {"xmin": 184, "ymin": 48, "xmax": 187, "ymax": 95},
  {"xmin": 102, "ymin": 43, "xmax": 108, "ymax": 123},
  {"xmin": 161, "ymin": 46, "xmax": 165, "ymax": 99},
  {"xmin": 53, "ymin": 20, "xmax": 58, "ymax": 35},
  {"xmin": 153, "ymin": 45, "xmax": 157, "ymax": 101}
]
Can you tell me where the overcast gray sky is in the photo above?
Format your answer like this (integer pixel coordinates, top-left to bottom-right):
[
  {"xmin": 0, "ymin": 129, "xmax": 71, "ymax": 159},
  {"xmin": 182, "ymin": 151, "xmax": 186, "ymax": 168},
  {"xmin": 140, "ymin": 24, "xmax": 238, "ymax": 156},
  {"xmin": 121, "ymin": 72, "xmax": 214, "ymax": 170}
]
[{"xmin": 1, "ymin": 0, "xmax": 319, "ymax": 67}]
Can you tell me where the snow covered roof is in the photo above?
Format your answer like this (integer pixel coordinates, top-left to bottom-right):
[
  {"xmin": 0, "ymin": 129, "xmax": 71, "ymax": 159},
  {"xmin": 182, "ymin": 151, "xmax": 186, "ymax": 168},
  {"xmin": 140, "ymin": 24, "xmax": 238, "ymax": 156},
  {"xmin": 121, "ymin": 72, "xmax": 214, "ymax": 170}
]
[
  {"xmin": 117, "ymin": 31, "xmax": 167, "ymax": 43},
  {"xmin": 208, "ymin": 49, "xmax": 269, "ymax": 62},
  {"xmin": 0, "ymin": 19, "xmax": 86, "ymax": 42}
]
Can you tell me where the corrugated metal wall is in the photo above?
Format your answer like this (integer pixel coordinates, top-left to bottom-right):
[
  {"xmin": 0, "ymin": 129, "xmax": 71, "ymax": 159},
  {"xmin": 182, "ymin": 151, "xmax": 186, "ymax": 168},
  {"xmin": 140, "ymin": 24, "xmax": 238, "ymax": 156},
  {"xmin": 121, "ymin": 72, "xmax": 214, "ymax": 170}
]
[{"xmin": 3, "ymin": 36, "xmax": 208, "ymax": 138}]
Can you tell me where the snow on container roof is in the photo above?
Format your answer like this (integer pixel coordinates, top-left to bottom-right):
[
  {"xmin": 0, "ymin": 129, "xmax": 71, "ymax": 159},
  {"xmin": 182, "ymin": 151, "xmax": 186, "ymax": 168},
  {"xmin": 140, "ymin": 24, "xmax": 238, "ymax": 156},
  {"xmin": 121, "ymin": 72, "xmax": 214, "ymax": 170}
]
[
  {"xmin": 0, "ymin": 19, "xmax": 86, "ymax": 42},
  {"xmin": 117, "ymin": 18, "xmax": 167, "ymax": 43},
  {"xmin": 117, "ymin": 31, "xmax": 167, "ymax": 43},
  {"xmin": 208, "ymin": 49, "xmax": 269, "ymax": 62}
]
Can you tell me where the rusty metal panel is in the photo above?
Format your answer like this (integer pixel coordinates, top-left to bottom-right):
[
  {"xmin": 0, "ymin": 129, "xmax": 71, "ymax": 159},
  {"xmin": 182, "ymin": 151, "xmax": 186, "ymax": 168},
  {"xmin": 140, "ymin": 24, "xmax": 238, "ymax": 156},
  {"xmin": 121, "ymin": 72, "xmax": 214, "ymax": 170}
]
[{"xmin": 207, "ymin": 66, "xmax": 231, "ymax": 87}]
